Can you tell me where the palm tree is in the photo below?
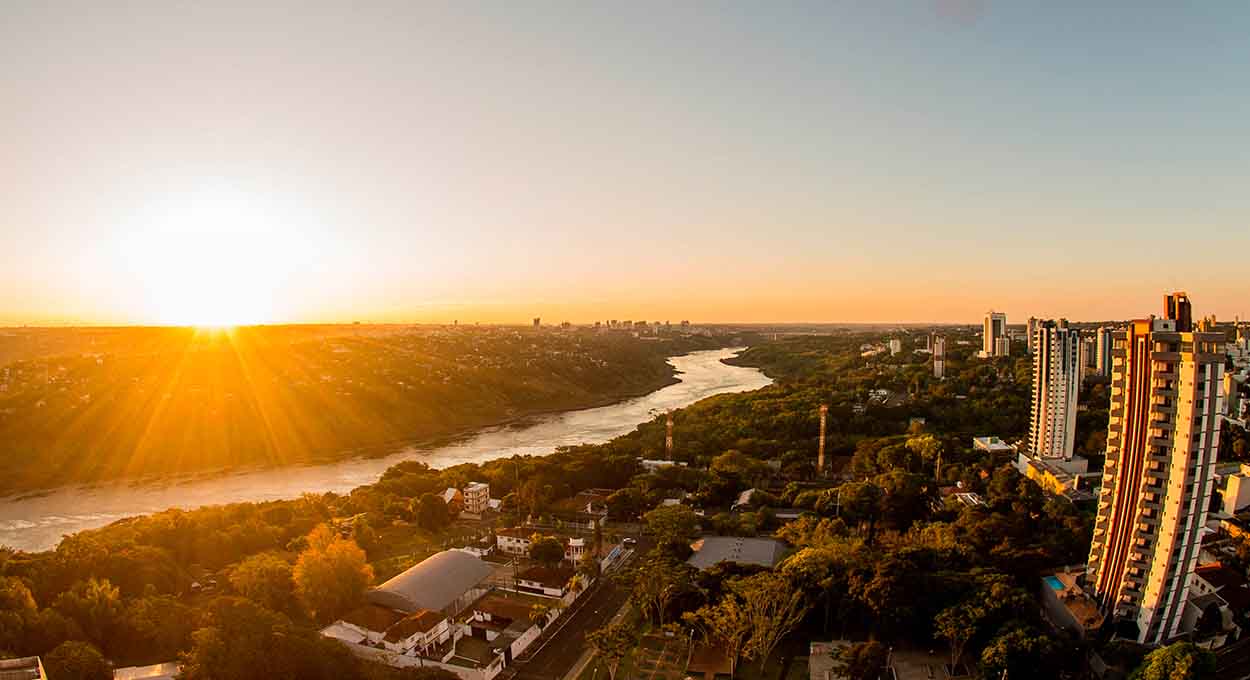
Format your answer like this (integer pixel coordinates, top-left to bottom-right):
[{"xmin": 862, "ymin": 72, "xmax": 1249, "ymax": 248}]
[{"xmin": 529, "ymin": 604, "xmax": 551, "ymax": 629}]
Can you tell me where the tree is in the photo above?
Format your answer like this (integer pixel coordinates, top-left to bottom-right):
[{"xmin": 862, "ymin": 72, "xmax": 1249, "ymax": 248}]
[
  {"xmin": 529, "ymin": 535, "xmax": 566, "ymax": 568},
  {"xmin": 119, "ymin": 596, "xmax": 195, "ymax": 662},
  {"xmin": 293, "ymin": 526, "xmax": 374, "ymax": 622},
  {"xmin": 0, "ymin": 576, "xmax": 34, "ymax": 655},
  {"xmin": 229, "ymin": 552, "xmax": 295, "ymax": 613},
  {"xmin": 528, "ymin": 604, "xmax": 551, "ymax": 629},
  {"xmin": 643, "ymin": 505, "xmax": 699, "ymax": 547},
  {"xmin": 684, "ymin": 595, "xmax": 752, "ymax": 677},
  {"xmin": 607, "ymin": 487, "xmax": 648, "ymax": 521},
  {"xmin": 577, "ymin": 550, "xmax": 602, "ymax": 580},
  {"xmin": 838, "ymin": 481, "xmax": 883, "ymax": 544},
  {"xmin": 1130, "ymin": 642, "xmax": 1217, "ymax": 680},
  {"xmin": 53, "ymin": 578, "xmax": 123, "ymax": 653},
  {"xmin": 415, "ymin": 494, "xmax": 451, "ymax": 531},
  {"xmin": 933, "ymin": 605, "xmax": 979, "ymax": 668},
  {"xmin": 42, "ymin": 641, "xmax": 111, "ymax": 680},
  {"xmin": 352, "ymin": 519, "xmax": 379, "ymax": 556},
  {"xmin": 979, "ymin": 625, "xmax": 1057, "ymax": 680},
  {"xmin": 734, "ymin": 572, "xmax": 811, "ymax": 669},
  {"xmin": 628, "ymin": 552, "xmax": 696, "ymax": 625},
  {"xmin": 180, "ymin": 598, "xmax": 363, "ymax": 680},
  {"xmin": 832, "ymin": 641, "xmax": 888, "ymax": 680},
  {"xmin": 587, "ymin": 621, "xmax": 637, "ymax": 680}
]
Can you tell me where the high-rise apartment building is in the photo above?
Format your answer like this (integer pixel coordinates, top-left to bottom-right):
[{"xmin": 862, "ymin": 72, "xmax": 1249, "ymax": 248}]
[
  {"xmin": 933, "ymin": 336, "xmax": 946, "ymax": 379},
  {"xmin": 888, "ymin": 338, "xmax": 902, "ymax": 356},
  {"xmin": 1085, "ymin": 293, "xmax": 1226, "ymax": 645},
  {"xmin": 1027, "ymin": 317, "xmax": 1040, "ymax": 355},
  {"xmin": 1029, "ymin": 320, "xmax": 1080, "ymax": 460},
  {"xmin": 1096, "ymin": 327, "xmax": 1114, "ymax": 377},
  {"xmin": 984, "ymin": 311, "xmax": 1008, "ymax": 358}
]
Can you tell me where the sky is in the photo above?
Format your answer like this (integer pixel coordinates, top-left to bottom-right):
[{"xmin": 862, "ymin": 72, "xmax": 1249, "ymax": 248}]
[{"xmin": 2, "ymin": 1, "xmax": 1248, "ymax": 326}]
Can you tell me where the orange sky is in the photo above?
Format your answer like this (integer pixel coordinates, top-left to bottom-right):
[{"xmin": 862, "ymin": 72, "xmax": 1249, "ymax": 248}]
[{"xmin": 3, "ymin": 4, "xmax": 1248, "ymax": 327}]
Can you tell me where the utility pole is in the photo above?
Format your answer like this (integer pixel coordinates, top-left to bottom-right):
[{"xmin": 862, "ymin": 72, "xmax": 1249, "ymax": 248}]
[{"xmin": 818, "ymin": 404, "xmax": 828, "ymax": 477}]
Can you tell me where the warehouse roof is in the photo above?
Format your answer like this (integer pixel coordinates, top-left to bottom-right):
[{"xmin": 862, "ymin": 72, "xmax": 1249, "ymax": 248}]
[{"xmin": 367, "ymin": 550, "xmax": 495, "ymax": 613}]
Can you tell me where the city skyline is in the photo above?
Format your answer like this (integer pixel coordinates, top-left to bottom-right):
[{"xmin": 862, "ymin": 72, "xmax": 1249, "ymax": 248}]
[{"xmin": 4, "ymin": 3, "xmax": 1250, "ymax": 326}]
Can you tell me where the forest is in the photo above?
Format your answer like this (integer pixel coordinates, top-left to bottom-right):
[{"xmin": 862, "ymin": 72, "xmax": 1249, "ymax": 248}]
[
  {"xmin": 3, "ymin": 329, "xmax": 1246, "ymax": 679},
  {"xmin": 0, "ymin": 325, "xmax": 723, "ymax": 492}
]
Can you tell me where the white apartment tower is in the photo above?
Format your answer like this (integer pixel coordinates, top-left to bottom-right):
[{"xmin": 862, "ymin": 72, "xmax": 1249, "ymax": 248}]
[
  {"xmin": 1085, "ymin": 292, "xmax": 1226, "ymax": 645},
  {"xmin": 984, "ymin": 311, "xmax": 1008, "ymax": 358},
  {"xmin": 933, "ymin": 336, "xmax": 946, "ymax": 379},
  {"xmin": 1027, "ymin": 317, "xmax": 1040, "ymax": 355},
  {"xmin": 1029, "ymin": 320, "xmax": 1080, "ymax": 460}
]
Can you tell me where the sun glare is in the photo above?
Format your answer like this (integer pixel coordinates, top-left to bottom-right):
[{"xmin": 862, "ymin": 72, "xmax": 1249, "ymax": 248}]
[{"xmin": 120, "ymin": 183, "xmax": 317, "ymax": 327}]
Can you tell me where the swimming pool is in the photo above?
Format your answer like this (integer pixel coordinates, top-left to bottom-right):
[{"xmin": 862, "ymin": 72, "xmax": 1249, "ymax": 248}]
[{"xmin": 1044, "ymin": 575, "xmax": 1064, "ymax": 590}]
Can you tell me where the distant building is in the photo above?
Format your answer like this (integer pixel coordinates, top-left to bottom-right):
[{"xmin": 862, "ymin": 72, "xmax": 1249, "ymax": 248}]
[
  {"xmin": 532, "ymin": 317, "xmax": 540, "ymax": 328},
  {"xmin": 687, "ymin": 536, "xmax": 786, "ymax": 570},
  {"xmin": 440, "ymin": 487, "xmax": 464, "ymax": 516},
  {"xmin": 1086, "ymin": 292, "xmax": 1227, "ymax": 645},
  {"xmin": 1223, "ymin": 464, "xmax": 1250, "ymax": 515},
  {"xmin": 113, "ymin": 665, "xmax": 181, "ymax": 680},
  {"xmin": 366, "ymin": 550, "xmax": 497, "ymax": 616},
  {"xmin": 114, "ymin": 663, "xmax": 180, "ymax": 680},
  {"xmin": 1041, "ymin": 571, "xmax": 1105, "ymax": 640},
  {"xmin": 494, "ymin": 528, "xmax": 589, "ymax": 564},
  {"xmin": 463, "ymin": 482, "xmax": 490, "ymax": 515},
  {"xmin": 933, "ymin": 336, "xmax": 946, "ymax": 379},
  {"xmin": 640, "ymin": 458, "xmax": 686, "ymax": 472},
  {"xmin": 514, "ymin": 565, "xmax": 576, "ymax": 598},
  {"xmin": 1096, "ymin": 326, "xmax": 1115, "ymax": 377},
  {"xmin": 1027, "ymin": 316, "xmax": 1040, "ymax": 355},
  {"xmin": 973, "ymin": 436, "xmax": 1015, "ymax": 455},
  {"xmin": 983, "ymin": 311, "xmax": 1008, "ymax": 358},
  {"xmin": 0, "ymin": 657, "xmax": 47, "ymax": 680},
  {"xmin": 888, "ymin": 338, "xmax": 902, "ymax": 356},
  {"xmin": 1029, "ymin": 319, "xmax": 1080, "ymax": 460}
]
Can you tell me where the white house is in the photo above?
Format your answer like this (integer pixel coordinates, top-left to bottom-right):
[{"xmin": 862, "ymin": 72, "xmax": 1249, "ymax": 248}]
[
  {"xmin": 463, "ymin": 482, "xmax": 491, "ymax": 515},
  {"xmin": 495, "ymin": 529, "xmax": 588, "ymax": 563}
]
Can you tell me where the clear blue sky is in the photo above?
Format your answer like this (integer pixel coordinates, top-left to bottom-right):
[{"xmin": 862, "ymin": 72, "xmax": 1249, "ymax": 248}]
[{"xmin": 2, "ymin": 2, "xmax": 1247, "ymax": 324}]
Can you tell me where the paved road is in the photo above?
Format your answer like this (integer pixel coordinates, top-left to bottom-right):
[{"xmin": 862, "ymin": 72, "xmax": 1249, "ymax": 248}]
[{"xmin": 508, "ymin": 538, "xmax": 651, "ymax": 680}]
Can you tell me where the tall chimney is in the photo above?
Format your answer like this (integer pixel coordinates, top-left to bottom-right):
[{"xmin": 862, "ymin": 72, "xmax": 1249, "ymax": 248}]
[
  {"xmin": 818, "ymin": 404, "xmax": 828, "ymax": 476},
  {"xmin": 665, "ymin": 410, "xmax": 674, "ymax": 459}
]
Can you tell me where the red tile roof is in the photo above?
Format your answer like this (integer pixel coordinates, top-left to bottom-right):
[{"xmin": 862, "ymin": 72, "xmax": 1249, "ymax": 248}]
[{"xmin": 383, "ymin": 609, "xmax": 446, "ymax": 642}]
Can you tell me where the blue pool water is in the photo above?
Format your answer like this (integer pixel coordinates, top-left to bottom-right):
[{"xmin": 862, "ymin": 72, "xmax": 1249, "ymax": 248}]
[{"xmin": 1044, "ymin": 575, "xmax": 1064, "ymax": 590}]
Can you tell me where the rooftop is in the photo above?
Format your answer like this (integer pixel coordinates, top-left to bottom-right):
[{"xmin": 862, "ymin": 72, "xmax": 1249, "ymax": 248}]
[
  {"xmin": 1195, "ymin": 562, "xmax": 1250, "ymax": 613},
  {"xmin": 517, "ymin": 565, "xmax": 575, "ymax": 589},
  {"xmin": 383, "ymin": 609, "xmax": 446, "ymax": 642},
  {"xmin": 368, "ymin": 550, "xmax": 496, "ymax": 613},
  {"xmin": 469, "ymin": 590, "xmax": 551, "ymax": 623},
  {"xmin": 340, "ymin": 603, "xmax": 405, "ymax": 633},
  {"xmin": 113, "ymin": 663, "xmax": 179, "ymax": 680},
  {"xmin": 687, "ymin": 536, "xmax": 786, "ymax": 570},
  {"xmin": 0, "ymin": 657, "xmax": 44, "ymax": 680}
]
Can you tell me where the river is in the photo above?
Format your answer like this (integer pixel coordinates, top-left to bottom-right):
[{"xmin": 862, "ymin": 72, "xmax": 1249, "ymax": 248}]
[{"xmin": 0, "ymin": 347, "xmax": 771, "ymax": 552}]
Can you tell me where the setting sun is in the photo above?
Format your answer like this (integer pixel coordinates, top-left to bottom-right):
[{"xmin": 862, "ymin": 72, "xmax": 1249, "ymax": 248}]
[{"xmin": 117, "ymin": 184, "xmax": 320, "ymax": 326}]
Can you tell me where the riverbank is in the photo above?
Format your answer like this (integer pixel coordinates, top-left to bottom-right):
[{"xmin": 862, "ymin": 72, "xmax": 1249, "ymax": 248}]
[
  {"xmin": 0, "ymin": 348, "xmax": 771, "ymax": 552},
  {"xmin": 0, "ymin": 331, "xmax": 727, "ymax": 497},
  {"xmin": 0, "ymin": 370, "xmax": 684, "ymax": 503}
]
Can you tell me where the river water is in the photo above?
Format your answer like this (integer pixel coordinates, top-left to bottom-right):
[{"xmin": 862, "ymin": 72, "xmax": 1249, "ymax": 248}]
[{"xmin": 0, "ymin": 347, "xmax": 770, "ymax": 552}]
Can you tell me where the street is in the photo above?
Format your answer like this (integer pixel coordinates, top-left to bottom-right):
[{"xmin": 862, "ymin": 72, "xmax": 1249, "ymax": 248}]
[{"xmin": 507, "ymin": 537, "xmax": 651, "ymax": 680}]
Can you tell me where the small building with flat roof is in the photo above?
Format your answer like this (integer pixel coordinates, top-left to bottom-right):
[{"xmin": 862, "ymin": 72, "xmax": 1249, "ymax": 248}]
[
  {"xmin": 113, "ymin": 663, "xmax": 179, "ymax": 680},
  {"xmin": 0, "ymin": 657, "xmax": 46, "ymax": 680},
  {"xmin": 687, "ymin": 536, "xmax": 786, "ymax": 571}
]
